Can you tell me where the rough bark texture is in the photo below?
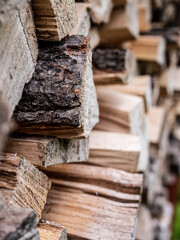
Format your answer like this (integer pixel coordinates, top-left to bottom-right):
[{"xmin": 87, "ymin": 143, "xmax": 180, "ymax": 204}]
[
  {"xmin": 38, "ymin": 220, "xmax": 67, "ymax": 240},
  {"xmin": 5, "ymin": 134, "xmax": 89, "ymax": 167},
  {"xmin": 0, "ymin": 205, "xmax": 39, "ymax": 240},
  {"xmin": 0, "ymin": 0, "xmax": 28, "ymax": 26},
  {"xmin": 0, "ymin": 98, "xmax": 9, "ymax": 151},
  {"xmin": 32, "ymin": 0, "xmax": 78, "ymax": 41},
  {"xmin": 13, "ymin": 35, "xmax": 99, "ymax": 139},
  {"xmin": 0, "ymin": 153, "xmax": 51, "ymax": 221}
]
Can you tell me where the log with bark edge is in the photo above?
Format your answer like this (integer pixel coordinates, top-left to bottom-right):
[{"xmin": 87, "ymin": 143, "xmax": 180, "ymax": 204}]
[
  {"xmin": 88, "ymin": 130, "xmax": 141, "ymax": 172},
  {"xmin": 32, "ymin": 0, "xmax": 78, "ymax": 41},
  {"xmin": 0, "ymin": 4, "xmax": 38, "ymax": 117},
  {"xmin": 4, "ymin": 134, "xmax": 89, "ymax": 167},
  {"xmin": 0, "ymin": 97, "xmax": 9, "ymax": 151},
  {"xmin": 93, "ymin": 48, "xmax": 135, "ymax": 84},
  {"xmin": 0, "ymin": 205, "xmax": 40, "ymax": 240},
  {"xmin": 99, "ymin": 2, "xmax": 139, "ymax": 46},
  {"xmin": 76, "ymin": 0, "xmax": 113, "ymax": 24},
  {"xmin": 0, "ymin": 153, "xmax": 51, "ymax": 221},
  {"xmin": 38, "ymin": 220, "xmax": 67, "ymax": 240},
  {"xmin": 13, "ymin": 35, "xmax": 99, "ymax": 139},
  {"xmin": 41, "ymin": 163, "xmax": 143, "ymax": 239}
]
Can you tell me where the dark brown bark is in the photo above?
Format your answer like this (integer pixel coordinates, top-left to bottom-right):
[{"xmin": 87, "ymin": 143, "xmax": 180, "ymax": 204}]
[
  {"xmin": 93, "ymin": 48, "xmax": 127, "ymax": 72},
  {"xmin": 13, "ymin": 35, "xmax": 89, "ymax": 128},
  {"xmin": 0, "ymin": 205, "xmax": 39, "ymax": 240},
  {"xmin": 0, "ymin": 97, "xmax": 9, "ymax": 151}
]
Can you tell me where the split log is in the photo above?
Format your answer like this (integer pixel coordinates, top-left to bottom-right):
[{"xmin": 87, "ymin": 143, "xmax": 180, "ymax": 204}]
[
  {"xmin": 98, "ymin": 75, "xmax": 152, "ymax": 112},
  {"xmin": 93, "ymin": 48, "xmax": 135, "ymax": 84},
  {"xmin": 95, "ymin": 88, "xmax": 149, "ymax": 171},
  {"xmin": 4, "ymin": 134, "xmax": 89, "ymax": 167},
  {"xmin": 0, "ymin": 8, "xmax": 38, "ymax": 117},
  {"xmin": 88, "ymin": 130, "xmax": 140, "ymax": 172},
  {"xmin": 0, "ymin": 97, "xmax": 10, "ymax": 151},
  {"xmin": 32, "ymin": 0, "xmax": 78, "ymax": 41},
  {"xmin": 0, "ymin": 0, "xmax": 28, "ymax": 25},
  {"xmin": 89, "ymin": 27, "xmax": 100, "ymax": 50},
  {"xmin": 41, "ymin": 164, "xmax": 143, "ymax": 239},
  {"xmin": 126, "ymin": 35, "xmax": 166, "ymax": 65},
  {"xmin": 173, "ymin": 68, "xmax": 180, "ymax": 97},
  {"xmin": 159, "ymin": 66, "xmax": 176, "ymax": 97},
  {"xmin": 0, "ymin": 205, "xmax": 39, "ymax": 240},
  {"xmin": 38, "ymin": 220, "xmax": 67, "ymax": 240},
  {"xmin": 99, "ymin": 2, "xmax": 139, "ymax": 46},
  {"xmin": 113, "ymin": 0, "xmax": 131, "ymax": 7},
  {"xmin": 138, "ymin": 0, "xmax": 151, "ymax": 32},
  {"xmin": 148, "ymin": 106, "xmax": 166, "ymax": 147},
  {"xmin": 13, "ymin": 35, "xmax": 99, "ymax": 139},
  {"xmin": 0, "ymin": 153, "xmax": 51, "ymax": 221},
  {"xmin": 70, "ymin": 3, "xmax": 90, "ymax": 36},
  {"xmin": 76, "ymin": 0, "xmax": 113, "ymax": 24}
]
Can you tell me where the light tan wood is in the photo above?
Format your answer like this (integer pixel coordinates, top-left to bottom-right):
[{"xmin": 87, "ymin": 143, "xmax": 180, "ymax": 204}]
[
  {"xmin": 127, "ymin": 35, "xmax": 166, "ymax": 65},
  {"xmin": 70, "ymin": 3, "xmax": 90, "ymax": 36},
  {"xmin": 173, "ymin": 68, "xmax": 180, "ymax": 96},
  {"xmin": 138, "ymin": 0, "xmax": 151, "ymax": 32},
  {"xmin": 38, "ymin": 220, "xmax": 67, "ymax": 240},
  {"xmin": 99, "ymin": 2, "xmax": 139, "ymax": 46},
  {"xmin": 99, "ymin": 75, "xmax": 152, "ymax": 112},
  {"xmin": 88, "ymin": 130, "xmax": 140, "ymax": 172},
  {"xmin": 148, "ymin": 106, "xmax": 166, "ymax": 146},
  {"xmin": 4, "ymin": 135, "xmax": 89, "ymax": 167},
  {"xmin": 32, "ymin": 0, "xmax": 78, "ymax": 41},
  {"xmin": 0, "ymin": 10, "xmax": 37, "ymax": 117},
  {"xmin": 0, "ymin": 153, "xmax": 51, "ymax": 221},
  {"xmin": 159, "ymin": 66, "xmax": 176, "ymax": 97},
  {"xmin": 89, "ymin": 27, "xmax": 100, "ymax": 50}
]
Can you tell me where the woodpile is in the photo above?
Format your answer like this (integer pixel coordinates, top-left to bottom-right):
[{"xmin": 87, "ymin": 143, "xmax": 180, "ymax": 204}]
[{"xmin": 0, "ymin": 0, "xmax": 180, "ymax": 239}]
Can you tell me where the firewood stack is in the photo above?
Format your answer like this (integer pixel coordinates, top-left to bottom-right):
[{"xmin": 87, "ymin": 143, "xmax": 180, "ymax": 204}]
[{"xmin": 0, "ymin": 0, "xmax": 180, "ymax": 239}]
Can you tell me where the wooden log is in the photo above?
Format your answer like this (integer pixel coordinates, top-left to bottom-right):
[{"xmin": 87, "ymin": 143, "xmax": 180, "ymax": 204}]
[
  {"xmin": 0, "ymin": 0, "xmax": 28, "ymax": 25},
  {"xmin": 0, "ymin": 97, "xmax": 10, "ymax": 151},
  {"xmin": 173, "ymin": 68, "xmax": 180, "ymax": 97},
  {"xmin": 32, "ymin": 0, "xmax": 78, "ymax": 41},
  {"xmin": 89, "ymin": 27, "xmax": 100, "ymax": 50},
  {"xmin": 95, "ymin": 88, "xmax": 149, "ymax": 172},
  {"xmin": 70, "ymin": 3, "xmax": 90, "ymax": 36},
  {"xmin": 126, "ymin": 35, "xmax": 166, "ymax": 65},
  {"xmin": 148, "ymin": 106, "xmax": 166, "ymax": 147},
  {"xmin": 41, "ymin": 164, "xmax": 143, "ymax": 239},
  {"xmin": 138, "ymin": 0, "xmax": 151, "ymax": 32},
  {"xmin": 4, "ymin": 134, "xmax": 89, "ymax": 167},
  {"xmin": 0, "ymin": 153, "xmax": 51, "ymax": 221},
  {"xmin": 13, "ymin": 35, "xmax": 99, "ymax": 139},
  {"xmin": 38, "ymin": 220, "xmax": 67, "ymax": 240},
  {"xmin": 88, "ymin": 130, "xmax": 141, "ymax": 172},
  {"xmin": 113, "ymin": 0, "xmax": 131, "ymax": 7},
  {"xmin": 159, "ymin": 66, "xmax": 176, "ymax": 97},
  {"xmin": 0, "ymin": 205, "xmax": 40, "ymax": 240},
  {"xmin": 99, "ymin": 2, "xmax": 139, "ymax": 46},
  {"xmin": 98, "ymin": 75, "xmax": 152, "ymax": 112},
  {"xmin": 0, "ymin": 9, "xmax": 38, "ymax": 117},
  {"xmin": 93, "ymin": 48, "xmax": 135, "ymax": 84},
  {"xmin": 76, "ymin": 0, "xmax": 113, "ymax": 24}
]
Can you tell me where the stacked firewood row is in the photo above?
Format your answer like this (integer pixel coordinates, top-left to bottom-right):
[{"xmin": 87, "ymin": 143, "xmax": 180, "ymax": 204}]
[{"xmin": 0, "ymin": 0, "xmax": 180, "ymax": 239}]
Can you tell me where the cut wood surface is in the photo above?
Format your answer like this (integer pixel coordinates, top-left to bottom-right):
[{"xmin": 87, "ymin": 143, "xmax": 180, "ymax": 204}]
[
  {"xmin": 0, "ymin": 11, "xmax": 37, "ymax": 117},
  {"xmin": 148, "ymin": 106, "xmax": 166, "ymax": 146},
  {"xmin": 0, "ymin": 98, "xmax": 9, "ymax": 151},
  {"xmin": 4, "ymin": 134, "xmax": 89, "ymax": 167},
  {"xmin": 0, "ymin": 0, "xmax": 28, "ymax": 25},
  {"xmin": 0, "ymin": 205, "xmax": 39, "ymax": 240},
  {"xmin": 93, "ymin": 48, "xmax": 135, "ymax": 84},
  {"xmin": 88, "ymin": 130, "xmax": 140, "ymax": 172},
  {"xmin": 99, "ymin": 2, "xmax": 139, "ymax": 46},
  {"xmin": 13, "ymin": 35, "xmax": 99, "ymax": 139},
  {"xmin": 70, "ymin": 3, "xmax": 90, "ymax": 36},
  {"xmin": 138, "ymin": 0, "xmax": 151, "ymax": 32},
  {"xmin": 159, "ymin": 66, "xmax": 176, "ymax": 97},
  {"xmin": 127, "ymin": 35, "xmax": 166, "ymax": 65},
  {"xmin": 38, "ymin": 220, "xmax": 67, "ymax": 240},
  {"xmin": 32, "ymin": 0, "xmax": 78, "ymax": 41},
  {"xmin": 0, "ymin": 153, "xmax": 51, "ymax": 221},
  {"xmin": 99, "ymin": 75, "xmax": 152, "ymax": 112},
  {"xmin": 40, "ymin": 164, "xmax": 143, "ymax": 194},
  {"xmin": 89, "ymin": 27, "xmax": 100, "ymax": 50},
  {"xmin": 95, "ymin": 88, "xmax": 149, "ymax": 172}
]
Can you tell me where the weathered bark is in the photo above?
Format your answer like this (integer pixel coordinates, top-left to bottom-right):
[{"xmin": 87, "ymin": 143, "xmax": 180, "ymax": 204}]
[
  {"xmin": 38, "ymin": 220, "xmax": 67, "ymax": 240},
  {"xmin": 0, "ymin": 205, "xmax": 39, "ymax": 240},
  {"xmin": 0, "ymin": 0, "xmax": 28, "ymax": 25},
  {"xmin": 13, "ymin": 35, "xmax": 99, "ymax": 139},
  {"xmin": 0, "ymin": 153, "xmax": 51, "ymax": 221},
  {"xmin": 32, "ymin": 0, "xmax": 78, "ymax": 41},
  {"xmin": 0, "ymin": 97, "xmax": 9, "ymax": 151},
  {"xmin": 5, "ymin": 134, "xmax": 89, "ymax": 167}
]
